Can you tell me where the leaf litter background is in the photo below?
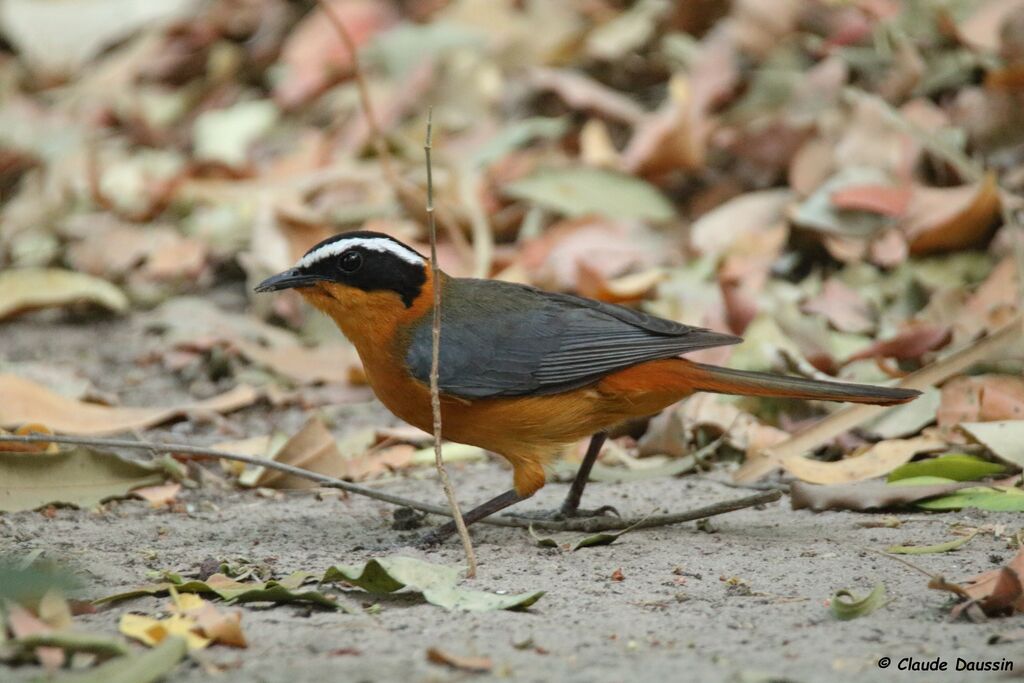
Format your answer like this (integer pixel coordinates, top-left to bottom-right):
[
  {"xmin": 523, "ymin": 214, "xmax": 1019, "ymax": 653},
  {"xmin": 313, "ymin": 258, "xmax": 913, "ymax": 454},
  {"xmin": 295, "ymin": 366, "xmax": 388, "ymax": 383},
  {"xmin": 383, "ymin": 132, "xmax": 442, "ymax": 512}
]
[{"xmin": 2, "ymin": 0, "xmax": 1024, "ymax": 681}]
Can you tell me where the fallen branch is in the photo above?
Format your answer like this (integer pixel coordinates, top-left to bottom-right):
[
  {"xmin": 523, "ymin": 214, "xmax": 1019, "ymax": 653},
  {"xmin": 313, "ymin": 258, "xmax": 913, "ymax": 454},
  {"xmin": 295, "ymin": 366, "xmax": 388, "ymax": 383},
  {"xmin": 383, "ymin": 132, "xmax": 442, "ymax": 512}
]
[{"xmin": 0, "ymin": 433, "xmax": 780, "ymax": 532}]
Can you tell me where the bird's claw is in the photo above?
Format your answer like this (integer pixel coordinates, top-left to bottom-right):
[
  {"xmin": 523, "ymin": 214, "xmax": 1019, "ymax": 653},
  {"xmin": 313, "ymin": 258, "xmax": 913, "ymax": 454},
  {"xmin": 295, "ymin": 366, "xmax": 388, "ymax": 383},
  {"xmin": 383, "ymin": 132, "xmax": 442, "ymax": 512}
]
[{"xmin": 505, "ymin": 504, "xmax": 620, "ymax": 521}]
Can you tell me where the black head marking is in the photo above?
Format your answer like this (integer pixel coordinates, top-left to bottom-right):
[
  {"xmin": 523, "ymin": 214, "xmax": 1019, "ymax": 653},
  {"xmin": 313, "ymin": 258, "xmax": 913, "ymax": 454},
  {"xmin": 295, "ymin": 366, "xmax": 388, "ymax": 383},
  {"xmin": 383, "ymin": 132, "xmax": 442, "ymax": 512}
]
[{"xmin": 294, "ymin": 231, "xmax": 427, "ymax": 307}]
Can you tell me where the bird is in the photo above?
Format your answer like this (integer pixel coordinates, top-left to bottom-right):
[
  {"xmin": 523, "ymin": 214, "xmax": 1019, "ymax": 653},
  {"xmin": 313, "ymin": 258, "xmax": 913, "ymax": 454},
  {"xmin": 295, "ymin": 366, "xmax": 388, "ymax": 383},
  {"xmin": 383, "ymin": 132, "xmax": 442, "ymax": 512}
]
[{"xmin": 256, "ymin": 230, "xmax": 920, "ymax": 542}]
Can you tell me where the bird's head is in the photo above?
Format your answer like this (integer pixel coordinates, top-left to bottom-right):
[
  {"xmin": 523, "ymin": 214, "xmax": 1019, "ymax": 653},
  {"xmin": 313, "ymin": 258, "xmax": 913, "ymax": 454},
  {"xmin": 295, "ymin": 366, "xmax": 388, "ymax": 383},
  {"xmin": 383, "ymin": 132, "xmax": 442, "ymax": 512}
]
[{"xmin": 255, "ymin": 231, "xmax": 432, "ymax": 335}]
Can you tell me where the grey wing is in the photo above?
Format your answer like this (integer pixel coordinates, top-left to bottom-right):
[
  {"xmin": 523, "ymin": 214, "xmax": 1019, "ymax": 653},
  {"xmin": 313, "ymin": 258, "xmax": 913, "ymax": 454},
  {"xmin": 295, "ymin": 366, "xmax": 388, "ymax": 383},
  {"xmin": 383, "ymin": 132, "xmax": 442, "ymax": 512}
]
[{"xmin": 405, "ymin": 279, "xmax": 740, "ymax": 398}]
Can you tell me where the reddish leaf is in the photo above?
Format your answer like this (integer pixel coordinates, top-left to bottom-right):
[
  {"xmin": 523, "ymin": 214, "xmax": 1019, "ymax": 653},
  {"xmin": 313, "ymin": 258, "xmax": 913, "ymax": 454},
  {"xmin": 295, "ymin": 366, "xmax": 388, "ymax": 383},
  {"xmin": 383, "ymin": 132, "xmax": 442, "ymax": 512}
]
[
  {"xmin": 844, "ymin": 323, "xmax": 951, "ymax": 364},
  {"xmin": 830, "ymin": 184, "xmax": 911, "ymax": 216}
]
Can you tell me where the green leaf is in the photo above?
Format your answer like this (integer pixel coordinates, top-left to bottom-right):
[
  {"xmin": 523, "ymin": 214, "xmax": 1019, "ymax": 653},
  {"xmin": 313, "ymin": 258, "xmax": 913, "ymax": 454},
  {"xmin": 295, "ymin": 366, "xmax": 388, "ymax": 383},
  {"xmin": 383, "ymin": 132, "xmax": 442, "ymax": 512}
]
[
  {"xmin": 323, "ymin": 556, "xmax": 543, "ymax": 611},
  {"xmin": 0, "ymin": 556, "xmax": 80, "ymax": 604},
  {"xmin": 504, "ymin": 167, "xmax": 675, "ymax": 221},
  {"xmin": 0, "ymin": 448, "xmax": 165, "ymax": 512},
  {"xmin": 830, "ymin": 583, "xmax": 886, "ymax": 620},
  {"xmin": 887, "ymin": 453, "xmax": 1007, "ymax": 483},
  {"xmin": 885, "ymin": 532, "xmax": 976, "ymax": 555},
  {"xmin": 0, "ymin": 268, "xmax": 127, "ymax": 320},
  {"xmin": 917, "ymin": 486, "xmax": 1024, "ymax": 512},
  {"xmin": 12, "ymin": 632, "xmax": 130, "ymax": 660},
  {"xmin": 49, "ymin": 635, "xmax": 187, "ymax": 683},
  {"xmin": 960, "ymin": 421, "xmax": 1024, "ymax": 468}
]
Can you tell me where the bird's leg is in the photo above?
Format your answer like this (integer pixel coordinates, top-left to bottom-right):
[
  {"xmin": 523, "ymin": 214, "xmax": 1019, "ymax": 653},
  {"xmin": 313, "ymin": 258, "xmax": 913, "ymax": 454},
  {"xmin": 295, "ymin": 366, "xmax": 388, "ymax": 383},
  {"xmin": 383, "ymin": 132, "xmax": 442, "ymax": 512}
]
[
  {"xmin": 506, "ymin": 432, "xmax": 619, "ymax": 521},
  {"xmin": 559, "ymin": 431, "xmax": 609, "ymax": 517},
  {"xmin": 419, "ymin": 489, "xmax": 526, "ymax": 545}
]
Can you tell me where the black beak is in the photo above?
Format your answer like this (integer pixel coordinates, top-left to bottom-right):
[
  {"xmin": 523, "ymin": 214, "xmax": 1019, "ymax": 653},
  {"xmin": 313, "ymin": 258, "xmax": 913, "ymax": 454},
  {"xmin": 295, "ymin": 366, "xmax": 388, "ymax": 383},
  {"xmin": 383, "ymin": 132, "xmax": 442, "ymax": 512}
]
[{"xmin": 255, "ymin": 269, "xmax": 319, "ymax": 293}]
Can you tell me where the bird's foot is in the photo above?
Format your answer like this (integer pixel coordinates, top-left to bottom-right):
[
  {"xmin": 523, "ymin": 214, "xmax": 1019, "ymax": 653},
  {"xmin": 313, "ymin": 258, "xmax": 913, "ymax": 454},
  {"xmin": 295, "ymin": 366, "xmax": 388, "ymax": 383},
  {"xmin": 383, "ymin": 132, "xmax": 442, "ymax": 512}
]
[{"xmin": 505, "ymin": 504, "xmax": 620, "ymax": 522}]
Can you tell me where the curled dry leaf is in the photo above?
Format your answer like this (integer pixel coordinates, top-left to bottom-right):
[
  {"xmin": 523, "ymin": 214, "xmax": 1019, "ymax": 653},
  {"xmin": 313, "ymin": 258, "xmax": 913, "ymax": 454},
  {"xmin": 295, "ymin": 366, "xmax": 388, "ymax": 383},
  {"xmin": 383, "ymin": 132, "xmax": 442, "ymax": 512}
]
[
  {"xmin": 782, "ymin": 434, "xmax": 946, "ymax": 485},
  {"xmin": 254, "ymin": 416, "xmax": 347, "ymax": 489},
  {"xmin": 902, "ymin": 174, "xmax": 1001, "ymax": 255},
  {"xmin": 0, "ymin": 374, "xmax": 258, "ymax": 436},
  {"xmin": 930, "ymin": 545, "xmax": 1024, "ymax": 620},
  {"xmin": 0, "ymin": 269, "xmax": 127, "ymax": 320}
]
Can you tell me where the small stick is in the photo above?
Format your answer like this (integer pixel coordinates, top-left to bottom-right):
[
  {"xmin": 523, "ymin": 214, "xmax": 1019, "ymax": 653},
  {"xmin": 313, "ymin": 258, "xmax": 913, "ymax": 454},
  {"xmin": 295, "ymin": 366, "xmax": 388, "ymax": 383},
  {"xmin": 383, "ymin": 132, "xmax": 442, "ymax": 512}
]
[
  {"xmin": 0, "ymin": 433, "xmax": 780, "ymax": 532},
  {"xmin": 424, "ymin": 110, "xmax": 476, "ymax": 575}
]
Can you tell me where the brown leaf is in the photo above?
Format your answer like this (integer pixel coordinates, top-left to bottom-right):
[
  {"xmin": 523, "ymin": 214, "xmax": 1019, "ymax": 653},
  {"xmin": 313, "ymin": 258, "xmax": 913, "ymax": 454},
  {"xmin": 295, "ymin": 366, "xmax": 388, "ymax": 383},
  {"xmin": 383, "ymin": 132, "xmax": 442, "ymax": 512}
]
[
  {"xmin": 576, "ymin": 264, "xmax": 664, "ymax": 304},
  {"xmin": 902, "ymin": 174, "xmax": 1001, "ymax": 255},
  {"xmin": 133, "ymin": 483, "xmax": 182, "ymax": 508},
  {"xmin": 256, "ymin": 416, "xmax": 346, "ymax": 489},
  {"xmin": 0, "ymin": 375, "xmax": 259, "ymax": 436},
  {"xmin": 273, "ymin": 0, "xmax": 397, "ymax": 109},
  {"xmin": 931, "ymin": 546, "xmax": 1024, "ymax": 619},
  {"xmin": 623, "ymin": 74, "xmax": 709, "ymax": 176},
  {"xmin": 426, "ymin": 647, "xmax": 493, "ymax": 673},
  {"xmin": 192, "ymin": 603, "xmax": 247, "ymax": 648},
  {"xmin": 343, "ymin": 444, "xmax": 415, "ymax": 482},
  {"xmin": 830, "ymin": 184, "xmax": 911, "ymax": 216},
  {"xmin": 782, "ymin": 435, "xmax": 946, "ymax": 485},
  {"xmin": 939, "ymin": 375, "xmax": 1024, "ymax": 427},
  {"xmin": 843, "ymin": 323, "xmax": 951, "ymax": 364},
  {"xmin": 4, "ymin": 600, "xmax": 63, "ymax": 671},
  {"xmin": 790, "ymin": 479, "xmax": 979, "ymax": 512}
]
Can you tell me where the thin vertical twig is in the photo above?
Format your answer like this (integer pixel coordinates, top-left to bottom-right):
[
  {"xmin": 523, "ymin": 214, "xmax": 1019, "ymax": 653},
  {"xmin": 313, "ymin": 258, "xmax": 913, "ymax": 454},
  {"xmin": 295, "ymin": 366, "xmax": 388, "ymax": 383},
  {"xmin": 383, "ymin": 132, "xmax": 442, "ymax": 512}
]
[{"xmin": 425, "ymin": 109, "xmax": 477, "ymax": 576}]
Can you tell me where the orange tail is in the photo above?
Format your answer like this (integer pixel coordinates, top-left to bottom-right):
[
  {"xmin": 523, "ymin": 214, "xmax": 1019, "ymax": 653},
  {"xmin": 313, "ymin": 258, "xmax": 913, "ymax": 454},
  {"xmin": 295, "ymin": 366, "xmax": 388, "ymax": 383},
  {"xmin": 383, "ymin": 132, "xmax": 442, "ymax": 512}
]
[{"xmin": 678, "ymin": 361, "xmax": 920, "ymax": 406}]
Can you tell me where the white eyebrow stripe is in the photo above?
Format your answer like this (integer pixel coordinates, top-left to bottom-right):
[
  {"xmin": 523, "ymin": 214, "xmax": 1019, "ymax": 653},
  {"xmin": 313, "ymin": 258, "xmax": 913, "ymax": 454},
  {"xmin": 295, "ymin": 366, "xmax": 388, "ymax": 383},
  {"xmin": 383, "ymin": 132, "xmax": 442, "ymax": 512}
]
[{"xmin": 297, "ymin": 237, "xmax": 425, "ymax": 269}]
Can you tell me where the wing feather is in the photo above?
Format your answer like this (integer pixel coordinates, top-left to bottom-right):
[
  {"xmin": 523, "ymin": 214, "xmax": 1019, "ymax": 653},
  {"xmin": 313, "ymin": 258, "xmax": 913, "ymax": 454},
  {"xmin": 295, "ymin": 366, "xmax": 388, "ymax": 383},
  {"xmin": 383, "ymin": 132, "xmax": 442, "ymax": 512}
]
[{"xmin": 405, "ymin": 278, "xmax": 740, "ymax": 398}]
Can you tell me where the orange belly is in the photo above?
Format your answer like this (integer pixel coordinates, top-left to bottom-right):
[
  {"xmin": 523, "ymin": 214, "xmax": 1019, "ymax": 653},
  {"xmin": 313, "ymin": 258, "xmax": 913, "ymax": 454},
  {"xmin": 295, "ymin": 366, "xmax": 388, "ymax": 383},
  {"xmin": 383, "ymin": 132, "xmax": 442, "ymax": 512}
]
[{"xmin": 363, "ymin": 355, "xmax": 695, "ymax": 496}]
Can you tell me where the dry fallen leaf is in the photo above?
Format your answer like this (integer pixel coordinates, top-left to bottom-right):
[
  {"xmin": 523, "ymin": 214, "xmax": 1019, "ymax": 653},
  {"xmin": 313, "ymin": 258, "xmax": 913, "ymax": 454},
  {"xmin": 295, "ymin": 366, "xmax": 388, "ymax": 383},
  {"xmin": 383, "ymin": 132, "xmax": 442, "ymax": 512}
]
[
  {"xmin": 0, "ymin": 374, "xmax": 258, "ymax": 435},
  {"xmin": 930, "ymin": 545, "xmax": 1024, "ymax": 620},
  {"xmin": 0, "ymin": 268, "xmax": 128, "ymax": 320},
  {"xmin": 133, "ymin": 482, "xmax": 182, "ymax": 508},
  {"xmin": 255, "ymin": 416, "xmax": 347, "ymax": 489},
  {"xmin": 938, "ymin": 375, "xmax": 1024, "ymax": 426},
  {"xmin": 782, "ymin": 435, "xmax": 947, "ymax": 485},
  {"xmin": 426, "ymin": 647, "xmax": 493, "ymax": 673},
  {"xmin": 902, "ymin": 174, "xmax": 1001, "ymax": 255},
  {"xmin": 272, "ymin": 0, "xmax": 397, "ymax": 109}
]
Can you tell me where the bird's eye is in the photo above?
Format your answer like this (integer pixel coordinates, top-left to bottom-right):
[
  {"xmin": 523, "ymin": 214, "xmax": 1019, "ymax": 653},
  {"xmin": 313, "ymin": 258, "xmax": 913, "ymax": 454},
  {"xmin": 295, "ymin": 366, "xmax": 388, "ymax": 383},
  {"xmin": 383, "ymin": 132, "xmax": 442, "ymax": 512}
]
[{"xmin": 338, "ymin": 251, "xmax": 363, "ymax": 273}]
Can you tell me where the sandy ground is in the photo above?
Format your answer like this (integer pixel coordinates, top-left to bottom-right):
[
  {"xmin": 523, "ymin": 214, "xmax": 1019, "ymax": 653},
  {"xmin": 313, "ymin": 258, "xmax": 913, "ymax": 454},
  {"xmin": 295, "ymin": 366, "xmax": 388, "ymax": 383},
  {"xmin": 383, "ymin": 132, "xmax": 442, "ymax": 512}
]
[{"xmin": 2, "ymin": 310, "xmax": 1022, "ymax": 683}]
